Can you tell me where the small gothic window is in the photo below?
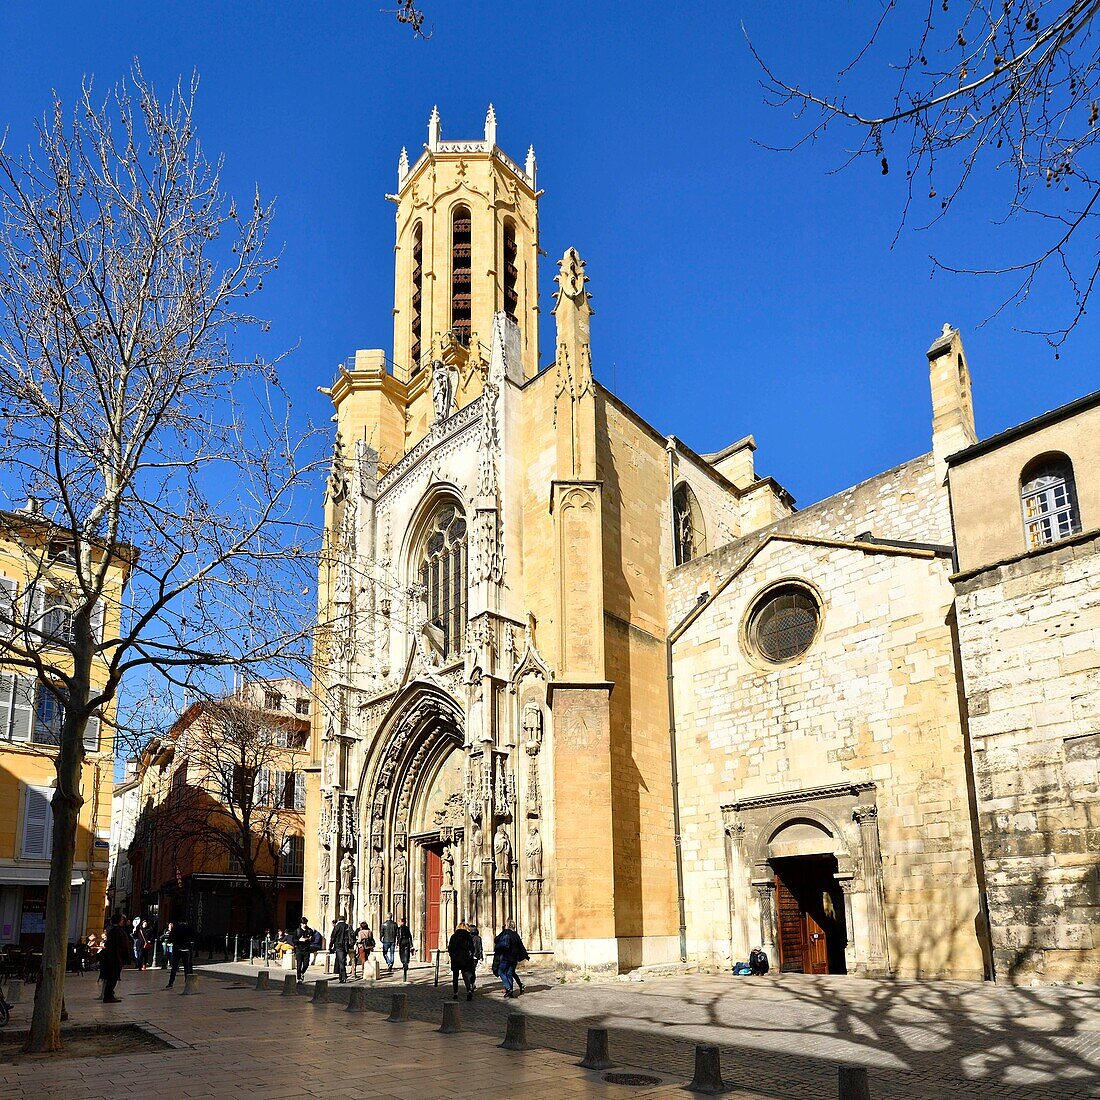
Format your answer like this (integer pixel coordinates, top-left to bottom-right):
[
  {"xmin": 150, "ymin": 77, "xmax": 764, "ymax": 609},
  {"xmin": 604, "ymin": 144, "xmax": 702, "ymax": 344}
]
[
  {"xmin": 748, "ymin": 584, "xmax": 820, "ymax": 665},
  {"xmin": 451, "ymin": 206, "xmax": 472, "ymax": 344},
  {"xmin": 502, "ymin": 218, "xmax": 519, "ymax": 323},
  {"xmin": 410, "ymin": 221, "xmax": 424, "ymax": 370},
  {"xmin": 673, "ymin": 483, "xmax": 707, "ymax": 566},
  {"xmin": 1021, "ymin": 454, "xmax": 1081, "ymax": 550},
  {"xmin": 419, "ymin": 502, "xmax": 467, "ymax": 659}
]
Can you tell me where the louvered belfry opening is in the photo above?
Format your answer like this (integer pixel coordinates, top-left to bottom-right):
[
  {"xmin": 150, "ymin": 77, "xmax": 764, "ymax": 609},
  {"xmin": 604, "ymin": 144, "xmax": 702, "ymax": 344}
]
[
  {"xmin": 410, "ymin": 221, "xmax": 424, "ymax": 370},
  {"xmin": 451, "ymin": 205, "xmax": 472, "ymax": 344},
  {"xmin": 502, "ymin": 219, "xmax": 519, "ymax": 322}
]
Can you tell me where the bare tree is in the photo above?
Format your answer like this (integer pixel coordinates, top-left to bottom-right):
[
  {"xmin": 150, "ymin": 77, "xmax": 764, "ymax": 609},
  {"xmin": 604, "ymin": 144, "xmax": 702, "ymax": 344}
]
[
  {"xmin": 0, "ymin": 66, "xmax": 321, "ymax": 1051},
  {"xmin": 749, "ymin": 2, "xmax": 1100, "ymax": 346},
  {"xmin": 134, "ymin": 693, "xmax": 308, "ymax": 936},
  {"xmin": 388, "ymin": 1, "xmax": 432, "ymax": 39}
]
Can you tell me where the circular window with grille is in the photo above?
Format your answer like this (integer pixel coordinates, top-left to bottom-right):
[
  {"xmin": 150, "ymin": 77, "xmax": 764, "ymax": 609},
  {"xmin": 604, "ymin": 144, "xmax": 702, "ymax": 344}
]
[{"xmin": 746, "ymin": 582, "xmax": 821, "ymax": 665}]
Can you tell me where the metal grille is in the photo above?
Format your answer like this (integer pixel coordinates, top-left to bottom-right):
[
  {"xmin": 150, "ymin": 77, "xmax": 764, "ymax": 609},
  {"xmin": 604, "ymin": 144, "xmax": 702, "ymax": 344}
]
[{"xmin": 752, "ymin": 587, "xmax": 819, "ymax": 663}]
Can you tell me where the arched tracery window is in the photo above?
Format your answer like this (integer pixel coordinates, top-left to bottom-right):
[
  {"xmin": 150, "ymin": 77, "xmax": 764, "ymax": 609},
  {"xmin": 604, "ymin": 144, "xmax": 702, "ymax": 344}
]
[
  {"xmin": 1021, "ymin": 453, "xmax": 1081, "ymax": 550},
  {"xmin": 419, "ymin": 502, "xmax": 467, "ymax": 658},
  {"xmin": 673, "ymin": 482, "xmax": 707, "ymax": 566}
]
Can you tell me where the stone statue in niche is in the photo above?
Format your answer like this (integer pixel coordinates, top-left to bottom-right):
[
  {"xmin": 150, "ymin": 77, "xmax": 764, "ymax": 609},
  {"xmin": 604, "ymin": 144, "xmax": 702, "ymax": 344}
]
[
  {"xmin": 522, "ymin": 703, "xmax": 543, "ymax": 754},
  {"xmin": 393, "ymin": 848, "xmax": 408, "ymax": 887},
  {"xmin": 318, "ymin": 848, "xmax": 331, "ymax": 892},
  {"xmin": 494, "ymin": 825, "xmax": 512, "ymax": 878},
  {"xmin": 431, "ymin": 358, "xmax": 453, "ymax": 421},
  {"xmin": 339, "ymin": 852, "xmax": 354, "ymax": 894},
  {"xmin": 370, "ymin": 852, "xmax": 384, "ymax": 894},
  {"xmin": 442, "ymin": 845, "xmax": 455, "ymax": 889},
  {"xmin": 525, "ymin": 823, "xmax": 543, "ymax": 878}
]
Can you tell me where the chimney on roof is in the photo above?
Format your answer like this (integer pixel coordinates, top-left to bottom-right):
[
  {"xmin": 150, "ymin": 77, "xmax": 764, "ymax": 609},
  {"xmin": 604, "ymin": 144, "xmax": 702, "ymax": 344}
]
[
  {"xmin": 926, "ymin": 323, "xmax": 977, "ymax": 484},
  {"xmin": 23, "ymin": 497, "xmax": 42, "ymax": 515}
]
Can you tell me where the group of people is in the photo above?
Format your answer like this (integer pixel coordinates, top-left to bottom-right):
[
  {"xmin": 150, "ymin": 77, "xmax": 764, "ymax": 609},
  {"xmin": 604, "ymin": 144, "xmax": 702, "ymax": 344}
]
[
  {"xmin": 91, "ymin": 913, "xmax": 197, "ymax": 1002},
  {"xmin": 328, "ymin": 914, "xmax": 414, "ymax": 983}
]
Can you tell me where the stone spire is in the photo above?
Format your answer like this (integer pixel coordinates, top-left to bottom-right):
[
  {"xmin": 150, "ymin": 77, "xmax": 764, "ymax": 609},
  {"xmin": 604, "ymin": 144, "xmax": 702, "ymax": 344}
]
[
  {"xmin": 484, "ymin": 103, "xmax": 498, "ymax": 146},
  {"xmin": 427, "ymin": 105, "xmax": 441, "ymax": 151},
  {"xmin": 926, "ymin": 322, "xmax": 977, "ymax": 483},
  {"xmin": 525, "ymin": 145, "xmax": 536, "ymax": 186},
  {"xmin": 397, "ymin": 146, "xmax": 410, "ymax": 187},
  {"xmin": 552, "ymin": 248, "xmax": 595, "ymax": 480}
]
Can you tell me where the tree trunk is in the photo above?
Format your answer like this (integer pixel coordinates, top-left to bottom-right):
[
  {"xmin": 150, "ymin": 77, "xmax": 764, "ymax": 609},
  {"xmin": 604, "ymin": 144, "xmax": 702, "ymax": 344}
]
[{"xmin": 25, "ymin": 714, "xmax": 85, "ymax": 1053}]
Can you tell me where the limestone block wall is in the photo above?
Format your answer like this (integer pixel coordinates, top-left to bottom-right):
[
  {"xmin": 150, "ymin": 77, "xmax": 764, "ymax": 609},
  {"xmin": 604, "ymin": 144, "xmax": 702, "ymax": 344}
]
[
  {"xmin": 953, "ymin": 533, "xmax": 1100, "ymax": 982},
  {"xmin": 669, "ymin": 534, "xmax": 985, "ymax": 979}
]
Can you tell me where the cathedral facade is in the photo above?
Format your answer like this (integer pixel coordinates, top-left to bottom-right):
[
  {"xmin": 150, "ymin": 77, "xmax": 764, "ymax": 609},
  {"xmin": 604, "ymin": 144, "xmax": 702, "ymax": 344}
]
[{"xmin": 304, "ymin": 109, "xmax": 1099, "ymax": 982}]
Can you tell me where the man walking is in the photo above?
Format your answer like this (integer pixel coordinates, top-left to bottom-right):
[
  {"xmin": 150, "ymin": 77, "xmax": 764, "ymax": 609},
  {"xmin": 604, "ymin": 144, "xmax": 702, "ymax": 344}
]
[
  {"xmin": 380, "ymin": 913, "xmax": 398, "ymax": 973},
  {"xmin": 293, "ymin": 916, "xmax": 314, "ymax": 985},
  {"xmin": 331, "ymin": 914, "xmax": 351, "ymax": 983},
  {"xmin": 165, "ymin": 917, "xmax": 195, "ymax": 989},
  {"xmin": 493, "ymin": 919, "xmax": 530, "ymax": 999},
  {"xmin": 396, "ymin": 916, "xmax": 414, "ymax": 982},
  {"xmin": 100, "ymin": 914, "xmax": 130, "ymax": 1002}
]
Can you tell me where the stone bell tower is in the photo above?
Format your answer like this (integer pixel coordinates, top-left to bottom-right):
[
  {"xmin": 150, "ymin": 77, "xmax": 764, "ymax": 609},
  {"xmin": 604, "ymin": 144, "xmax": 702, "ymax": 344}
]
[{"xmin": 390, "ymin": 105, "xmax": 540, "ymax": 384}]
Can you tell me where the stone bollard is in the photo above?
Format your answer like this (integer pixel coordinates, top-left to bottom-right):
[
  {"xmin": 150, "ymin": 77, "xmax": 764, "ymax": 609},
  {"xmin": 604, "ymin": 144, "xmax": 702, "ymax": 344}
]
[
  {"xmin": 346, "ymin": 987, "xmax": 366, "ymax": 1013},
  {"xmin": 370, "ymin": 957, "xmax": 380, "ymax": 982},
  {"xmin": 182, "ymin": 973, "xmax": 199, "ymax": 996},
  {"xmin": 311, "ymin": 979, "xmax": 329, "ymax": 1004},
  {"xmin": 500, "ymin": 1013, "xmax": 527, "ymax": 1051},
  {"xmin": 580, "ymin": 1026, "xmax": 613, "ymax": 1070},
  {"xmin": 387, "ymin": 991, "xmax": 408, "ymax": 1022},
  {"xmin": 255, "ymin": 969, "xmax": 270, "ymax": 991},
  {"xmin": 5, "ymin": 979, "xmax": 23, "ymax": 1005},
  {"xmin": 282, "ymin": 974, "xmax": 298, "ymax": 996},
  {"xmin": 439, "ymin": 1000, "xmax": 462, "ymax": 1034},
  {"xmin": 839, "ymin": 1066, "xmax": 871, "ymax": 1100},
  {"xmin": 687, "ymin": 1045, "xmax": 725, "ymax": 1095}
]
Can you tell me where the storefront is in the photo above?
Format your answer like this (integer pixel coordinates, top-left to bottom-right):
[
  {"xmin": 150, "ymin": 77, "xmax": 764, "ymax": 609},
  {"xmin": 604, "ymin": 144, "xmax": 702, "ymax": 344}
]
[{"xmin": 0, "ymin": 869, "xmax": 87, "ymax": 946}]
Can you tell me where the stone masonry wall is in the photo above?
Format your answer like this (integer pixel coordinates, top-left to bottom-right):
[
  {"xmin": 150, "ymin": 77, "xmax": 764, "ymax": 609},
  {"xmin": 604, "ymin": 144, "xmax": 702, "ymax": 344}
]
[{"xmin": 953, "ymin": 532, "xmax": 1100, "ymax": 983}]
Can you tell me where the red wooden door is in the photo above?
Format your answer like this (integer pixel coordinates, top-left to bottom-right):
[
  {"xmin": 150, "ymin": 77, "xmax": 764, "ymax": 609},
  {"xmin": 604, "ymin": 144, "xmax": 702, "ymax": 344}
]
[
  {"xmin": 775, "ymin": 875, "xmax": 805, "ymax": 973},
  {"xmin": 804, "ymin": 912, "xmax": 829, "ymax": 974},
  {"xmin": 424, "ymin": 845, "xmax": 443, "ymax": 957}
]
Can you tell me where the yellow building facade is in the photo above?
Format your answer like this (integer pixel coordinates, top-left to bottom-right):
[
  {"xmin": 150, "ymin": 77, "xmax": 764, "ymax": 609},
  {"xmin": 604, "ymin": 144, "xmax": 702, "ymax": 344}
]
[
  {"xmin": 305, "ymin": 109, "xmax": 1098, "ymax": 981},
  {"xmin": 0, "ymin": 504, "xmax": 127, "ymax": 949}
]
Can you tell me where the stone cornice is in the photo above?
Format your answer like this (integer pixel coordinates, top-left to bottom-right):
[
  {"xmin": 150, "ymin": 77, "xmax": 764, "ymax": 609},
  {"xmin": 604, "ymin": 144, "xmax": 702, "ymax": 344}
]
[{"xmin": 723, "ymin": 780, "xmax": 876, "ymax": 814}]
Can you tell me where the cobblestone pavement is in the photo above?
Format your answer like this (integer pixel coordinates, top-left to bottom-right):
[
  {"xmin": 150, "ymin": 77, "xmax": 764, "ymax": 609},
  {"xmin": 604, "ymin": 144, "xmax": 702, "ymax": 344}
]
[
  {"xmin": 0, "ymin": 967, "xmax": 746, "ymax": 1100},
  {"xmin": 200, "ymin": 958, "xmax": 1100, "ymax": 1100}
]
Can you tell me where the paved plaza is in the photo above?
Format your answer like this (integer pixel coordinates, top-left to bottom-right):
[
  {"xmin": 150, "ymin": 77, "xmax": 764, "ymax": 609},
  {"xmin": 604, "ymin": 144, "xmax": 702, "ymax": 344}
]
[{"xmin": 0, "ymin": 962, "xmax": 1097, "ymax": 1099}]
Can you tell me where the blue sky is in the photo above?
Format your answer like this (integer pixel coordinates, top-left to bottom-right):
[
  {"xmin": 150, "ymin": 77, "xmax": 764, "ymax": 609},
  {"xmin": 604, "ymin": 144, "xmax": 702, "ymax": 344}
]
[{"xmin": 1, "ymin": 1, "xmax": 1096, "ymax": 509}]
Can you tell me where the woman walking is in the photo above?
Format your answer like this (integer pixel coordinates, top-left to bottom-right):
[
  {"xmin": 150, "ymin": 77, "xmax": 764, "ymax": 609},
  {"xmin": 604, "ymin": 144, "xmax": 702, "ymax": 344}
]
[
  {"xmin": 354, "ymin": 922, "xmax": 375, "ymax": 979},
  {"xmin": 447, "ymin": 922, "xmax": 476, "ymax": 1000}
]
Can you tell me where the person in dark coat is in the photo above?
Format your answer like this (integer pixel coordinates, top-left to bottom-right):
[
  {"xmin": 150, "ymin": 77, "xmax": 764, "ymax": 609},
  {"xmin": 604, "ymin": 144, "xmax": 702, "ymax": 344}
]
[
  {"xmin": 331, "ymin": 915, "xmax": 352, "ymax": 983},
  {"xmin": 447, "ymin": 923, "xmax": 476, "ymax": 1000},
  {"xmin": 492, "ymin": 919, "xmax": 529, "ymax": 998},
  {"xmin": 396, "ymin": 916, "xmax": 414, "ymax": 981},
  {"xmin": 468, "ymin": 923, "xmax": 484, "ymax": 990},
  {"xmin": 165, "ymin": 919, "xmax": 195, "ymax": 989},
  {"xmin": 380, "ymin": 914, "xmax": 398, "ymax": 972},
  {"xmin": 100, "ymin": 914, "xmax": 130, "ymax": 1002},
  {"xmin": 293, "ymin": 917, "xmax": 314, "ymax": 984}
]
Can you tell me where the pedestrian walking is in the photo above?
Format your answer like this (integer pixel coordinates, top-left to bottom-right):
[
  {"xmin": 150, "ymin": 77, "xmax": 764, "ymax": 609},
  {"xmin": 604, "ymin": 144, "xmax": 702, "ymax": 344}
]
[
  {"xmin": 468, "ymin": 923, "xmax": 484, "ymax": 990},
  {"xmin": 130, "ymin": 916, "xmax": 147, "ymax": 969},
  {"xmin": 396, "ymin": 916, "xmax": 414, "ymax": 981},
  {"xmin": 100, "ymin": 913, "xmax": 130, "ymax": 1002},
  {"xmin": 380, "ymin": 914, "xmax": 398, "ymax": 972},
  {"xmin": 293, "ymin": 916, "xmax": 314, "ymax": 984},
  {"xmin": 165, "ymin": 918, "xmax": 195, "ymax": 989},
  {"xmin": 354, "ymin": 922, "xmax": 375, "ymax": 979},
  {"xmin": 447, "ymin": 922, "xmax": 476, "ymax": 1000},
  {"xmin": 492, "ymin": 919, "xmax": 529, "ymax": 999},
  {"xmin": 331, "ymin": 914, "xmax": 351, "ymax": 983}
]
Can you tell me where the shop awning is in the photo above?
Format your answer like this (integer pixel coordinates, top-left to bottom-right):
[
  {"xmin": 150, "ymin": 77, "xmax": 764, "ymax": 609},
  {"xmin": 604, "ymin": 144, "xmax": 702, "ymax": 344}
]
[{"xmin": 0, "ymin": 867, "xmax": 86, "ymax": 887}]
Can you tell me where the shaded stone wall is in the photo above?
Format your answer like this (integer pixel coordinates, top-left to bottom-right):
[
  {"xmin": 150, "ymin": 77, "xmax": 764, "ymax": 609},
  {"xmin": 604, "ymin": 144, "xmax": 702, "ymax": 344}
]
[{"xmin": 953, "ymin": 532, "xmax": 1100, "ymax": 983}]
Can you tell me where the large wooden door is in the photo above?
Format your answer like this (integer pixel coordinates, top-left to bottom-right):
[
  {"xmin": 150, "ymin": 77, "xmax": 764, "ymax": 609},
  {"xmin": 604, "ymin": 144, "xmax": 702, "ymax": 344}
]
[
  {"xmin": 424, "ymin": 844, "xmax": 443, "ymax": 957},
  {"xmin": 804, "ymin": 912, "xmax": 829, "ymax": 974},
  {"xmin": 775, "ymin": 875, "xmax": 805, "ymax": 973}
]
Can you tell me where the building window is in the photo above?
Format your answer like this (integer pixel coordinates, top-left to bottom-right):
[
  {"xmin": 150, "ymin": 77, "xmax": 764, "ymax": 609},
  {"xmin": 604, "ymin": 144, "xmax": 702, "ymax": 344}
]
[
  {"xmin": 419, "ymin": 502, "xmax": 467, "ymax": 659},
  {"xmin": 281, "ymin": 835, "xmax": 304, "ymax": 877},
  {"xmin": 295, "ymin": 698, "xmax": 310, "ymax": 716},
  {"xmin": 21, "ymin": 785, "xmax": 54, "ymax": 859},
  {"xmin": 32, "ymin": 683, "xmax": 64, "ymax": 746},
  {"xmin": 1021, "ymin": 454, "xmax": 1081, "ymax": 550},
  {"xmin": 747, "ymin": 583, "xmax": 821, "ymax": 665},
  {"xmin": 673, "ymin": 482, "xmax": 707, "ymax": 566},
  {"xmin": 410, "ymin": 221, "xmax": 424, "ymax": 369},
  {"xmin": 502, "ymin": 218, "xmax": 519, "ymax": 322},
  {"xmin": 40, "ymin": 593, "xmax": 75, "ymax": 646},
  {"xmin": 283, "ymin": 770, "xmax": 305, "ymax": 811},
  {"xmin": 264, "ymin": 690, "xmax": 283, "ymax": 712},
  {"xmin": 451, "ymin": 205, "xmax": 472, "ymax": 343}
]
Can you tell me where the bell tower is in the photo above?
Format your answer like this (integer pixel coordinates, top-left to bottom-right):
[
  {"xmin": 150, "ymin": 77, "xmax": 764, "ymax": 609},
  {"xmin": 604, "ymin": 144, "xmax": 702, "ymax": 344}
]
[{"xmin": 390, "ymin": 106, "xmax": 540, "ymax": 382}]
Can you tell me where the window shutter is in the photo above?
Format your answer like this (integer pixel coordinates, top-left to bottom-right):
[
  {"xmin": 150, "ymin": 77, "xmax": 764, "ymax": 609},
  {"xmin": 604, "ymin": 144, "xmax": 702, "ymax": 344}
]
[
  {"xmin": 22, "ymin": 786, "xmax": 53, "ymax": 859},
  {"xmin": 0, "ymin": 577, "xmax": 17, "ymax": 636},
  {"xmin": 90, "ymin": 598, "xmax": 105, "ymax": 644},
  {"xmin": 10, "ymin": 676, "xmax": 37, "ymax": 742},
  {"xmin": 0, "ymin": 673, "xmax": 13, "ymax": 740},
  {"xmin": 294, "ymin": 771, "xmax": 305, "ymax": 811},
  {"xmin": 83, "ymin": 713, "xmax": 101, "ymax": 752},
  {"xmin": 256, "ymin": 768, "xmax": 270, "ymax": 806},
  {"xmin": 24, "ymin": 584, "xmax": 45, "ymax": 637}
]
